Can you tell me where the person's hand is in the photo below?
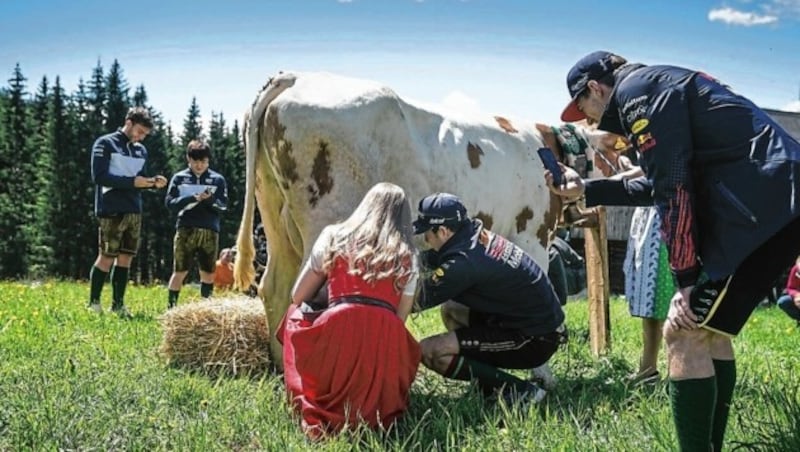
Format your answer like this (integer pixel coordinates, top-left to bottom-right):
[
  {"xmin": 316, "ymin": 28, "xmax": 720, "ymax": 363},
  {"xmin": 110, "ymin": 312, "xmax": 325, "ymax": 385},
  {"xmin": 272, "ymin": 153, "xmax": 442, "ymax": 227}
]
[
  {"xmin": 793, "ymin": 294, "xmax": 800, "ymax": 309},
  {"xmin": 194, "ymin": 189, "xmax": 213, "ymax": 201},
  {"xmin": 545, "ymin": 163, "xmax": 585, "ymax": 201},
  {"xmin": 153, "ymin": 175, "xmax": 168, "ymax": 189},
  {"xmin": 134, "ymin": 175, "xmax": 154, "ymax": 188},
  {"xmin": 667, "ymin": 286, "xmax": 699, "ymax": 330}
]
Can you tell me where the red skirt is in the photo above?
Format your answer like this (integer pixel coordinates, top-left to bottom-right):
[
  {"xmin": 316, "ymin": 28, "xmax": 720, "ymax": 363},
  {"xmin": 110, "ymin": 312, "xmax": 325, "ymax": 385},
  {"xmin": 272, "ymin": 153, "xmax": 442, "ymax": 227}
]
[{"xmin": 279, "ymin": 302, "xmax": 421, "ymax": 439}]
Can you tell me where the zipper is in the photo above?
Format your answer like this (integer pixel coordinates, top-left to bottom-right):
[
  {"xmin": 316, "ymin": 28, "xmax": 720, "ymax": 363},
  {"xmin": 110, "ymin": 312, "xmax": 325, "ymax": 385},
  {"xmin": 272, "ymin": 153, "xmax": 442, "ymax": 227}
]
[{"xmin": 714, "ymin": 181, "xmax": 758, "ymax": 226}]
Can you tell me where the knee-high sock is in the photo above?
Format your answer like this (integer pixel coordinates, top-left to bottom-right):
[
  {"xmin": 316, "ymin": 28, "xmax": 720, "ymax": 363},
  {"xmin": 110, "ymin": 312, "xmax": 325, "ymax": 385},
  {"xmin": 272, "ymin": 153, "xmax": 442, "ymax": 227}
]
[
  {"xmin": 200, "ymin": 282, "xmax": 213, "ymax": 298},
  {"xmin": 168, "ymin": 290, "xmax": 180, "ymax": 308},
  {"xmin": 669, "ymin": 376, "xmax": 716, "ymax": 452},
  {"xmin": 445, "ymin": 355, "xmax": 527, "ymax": 392},
  {"xmin": 89, "ymin": 265, "xmax": 107, "ymax": 305},
  {"xmin": 110, "ymin": 266, "xmax": 129, "ymax": 308},
  {"xmin": 712, "ymin": 360, "xmax": 736, "ymax": 452}
]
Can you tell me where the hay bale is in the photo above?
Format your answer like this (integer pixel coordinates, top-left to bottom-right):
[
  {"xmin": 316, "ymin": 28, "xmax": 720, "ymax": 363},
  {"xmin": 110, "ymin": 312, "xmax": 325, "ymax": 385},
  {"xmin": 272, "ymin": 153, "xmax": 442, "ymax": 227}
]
[{"xmin": 159, "ymin": 296, "xmax": 271, "ymax": 377}]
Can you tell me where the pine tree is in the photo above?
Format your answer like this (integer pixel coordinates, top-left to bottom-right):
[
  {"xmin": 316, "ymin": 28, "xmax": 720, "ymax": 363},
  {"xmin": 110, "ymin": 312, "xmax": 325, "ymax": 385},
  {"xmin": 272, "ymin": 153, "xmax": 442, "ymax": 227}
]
[
  {"xmin": 48, "ymin": 77, "xmax": 84, "ymax": 278},
  {"xmin": 105, "ymin": 59, "xmax": 129, "ymax": 131},
  {"xmin": 87, "ymin": 60, "xmax": 107, "ymax": 135},
  {"xmin": 132, "ymin": 84, "xmax": 147, "ymax": 107},
  {"xmin": 181, "ymin": 97, "xmax": 203, "ymax": 147},
  {"xmin": 72, "ymin": 78, "xmax": 102, "ymax": 279},
  {"xmin": 0, "ymin": 64, "xmax": 36, "ymax": 277},
  {"xmin": 137, "ymin": 101, "xmax": 174, "ymax": 283},
  {"xmin": 208, "ymin": 113, "xmax": 246, "ymax": 249},
  {"xmin": 27, "ymin": 76, "xmax": 56, "ymax": 277}
]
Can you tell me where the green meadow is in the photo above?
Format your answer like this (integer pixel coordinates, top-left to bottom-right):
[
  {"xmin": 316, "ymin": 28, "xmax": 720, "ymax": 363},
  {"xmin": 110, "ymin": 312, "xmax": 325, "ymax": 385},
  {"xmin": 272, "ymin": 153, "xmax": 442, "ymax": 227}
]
[{"xmin": 1, "ymin": 281, "xmax": 798, "ymax": 451}]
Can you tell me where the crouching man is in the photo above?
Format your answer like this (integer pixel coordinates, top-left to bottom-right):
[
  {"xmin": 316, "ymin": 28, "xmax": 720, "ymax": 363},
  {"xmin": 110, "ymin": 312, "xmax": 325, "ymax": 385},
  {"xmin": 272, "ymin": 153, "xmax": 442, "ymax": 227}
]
[{"xmin": 413, "ymin": 193, "xmax": 567, "ymax": 406}]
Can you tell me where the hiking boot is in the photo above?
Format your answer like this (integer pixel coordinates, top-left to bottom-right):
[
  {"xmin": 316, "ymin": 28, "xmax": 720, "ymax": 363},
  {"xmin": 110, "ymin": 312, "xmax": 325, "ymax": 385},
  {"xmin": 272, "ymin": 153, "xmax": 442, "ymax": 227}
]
[
  {"xmin": 500, "ymin": 382, "xmax": 547, "ymax": 409},
  {"xmin": 111, "ymin": 305, "xmax": 133, "ymax": 319},
  {"xmin": 530, "ymin": 363, "xmax": 557, "ymax": 390},
  {"xmin": 88, "ymin": 302, "xmax": 103, "ymax": 314}
]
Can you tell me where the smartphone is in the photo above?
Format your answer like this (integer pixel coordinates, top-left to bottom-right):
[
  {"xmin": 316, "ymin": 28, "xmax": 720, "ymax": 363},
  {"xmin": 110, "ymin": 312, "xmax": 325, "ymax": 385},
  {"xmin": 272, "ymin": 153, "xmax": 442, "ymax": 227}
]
[{"xmin": 537, "ymin": 147, "xmax": 563, "ymax": 186}]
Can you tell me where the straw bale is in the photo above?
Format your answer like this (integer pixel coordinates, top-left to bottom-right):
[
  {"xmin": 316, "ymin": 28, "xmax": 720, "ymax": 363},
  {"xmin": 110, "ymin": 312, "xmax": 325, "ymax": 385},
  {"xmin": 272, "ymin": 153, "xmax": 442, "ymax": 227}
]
[{"xmin": 159, "ymin": 296, "xmax": 271, "ymax": 377}]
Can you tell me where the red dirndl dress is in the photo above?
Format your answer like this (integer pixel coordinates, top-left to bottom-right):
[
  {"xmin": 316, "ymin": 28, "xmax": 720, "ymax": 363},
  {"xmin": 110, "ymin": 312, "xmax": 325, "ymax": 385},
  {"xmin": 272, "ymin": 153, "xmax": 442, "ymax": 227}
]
[{"xmin": 278, "ymin": 258, "xmax": 421, "ymax": 438}]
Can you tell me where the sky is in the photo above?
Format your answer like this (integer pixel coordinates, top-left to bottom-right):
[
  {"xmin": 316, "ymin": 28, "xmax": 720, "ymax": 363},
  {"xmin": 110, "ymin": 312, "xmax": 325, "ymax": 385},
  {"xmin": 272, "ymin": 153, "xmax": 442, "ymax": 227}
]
[{"xmin": 0, "ymin": 0, "xmax": 798, "ymax": 134}]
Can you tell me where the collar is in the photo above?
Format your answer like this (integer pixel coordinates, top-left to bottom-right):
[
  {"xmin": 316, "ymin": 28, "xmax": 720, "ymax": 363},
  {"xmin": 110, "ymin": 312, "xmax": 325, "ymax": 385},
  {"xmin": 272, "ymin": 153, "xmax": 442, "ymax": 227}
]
[
  {"xmin": 598, "ymin": 63, "xmax": 646, "ymax": 136},
  {"xmin": 114, "ymin": 128, "xmax": 131, "ymax": 144},
  {"xmin": 436, "ymin": 219, "xmax": 482, "ymax": 256}
]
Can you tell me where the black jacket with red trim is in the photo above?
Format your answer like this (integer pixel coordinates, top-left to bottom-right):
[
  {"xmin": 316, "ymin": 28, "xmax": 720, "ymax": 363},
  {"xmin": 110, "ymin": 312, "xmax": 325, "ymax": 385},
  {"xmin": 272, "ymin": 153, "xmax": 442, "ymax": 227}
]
[
  {"xmin": 595, "ymin": 63, "xmax": 800, "ymax": 287},
  {"xmin": 417, "ymin": 219, "xmax": 564, "ymax": 336}
]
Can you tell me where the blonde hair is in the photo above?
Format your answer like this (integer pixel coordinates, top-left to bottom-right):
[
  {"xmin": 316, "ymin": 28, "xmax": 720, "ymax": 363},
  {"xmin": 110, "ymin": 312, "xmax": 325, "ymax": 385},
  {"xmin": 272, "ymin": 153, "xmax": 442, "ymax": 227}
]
[{"xmin": 322, "ymin": 182, "xmax": 415, "ymax": 292}]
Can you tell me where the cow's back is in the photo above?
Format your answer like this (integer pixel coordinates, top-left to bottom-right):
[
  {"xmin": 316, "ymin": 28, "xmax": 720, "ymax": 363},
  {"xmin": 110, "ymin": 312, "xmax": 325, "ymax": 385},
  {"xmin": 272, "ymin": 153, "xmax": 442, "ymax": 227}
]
[{"xmin": 263, "ymin": 72, "xmax": 555, "ymax": 267}]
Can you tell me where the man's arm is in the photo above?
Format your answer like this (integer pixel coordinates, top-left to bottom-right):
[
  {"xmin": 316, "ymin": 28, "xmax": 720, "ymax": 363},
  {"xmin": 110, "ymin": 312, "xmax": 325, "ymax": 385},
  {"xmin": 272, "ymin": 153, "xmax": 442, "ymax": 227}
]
[
  {"xmin": 416, "ymin": 255, "xmax": 475, "ymax": 310},
  {"xmin": 630, "ymin": 85, "xmax": 700, "ymax": 288},
  {"xmin": 91, "ymin": 139, "xmax": 135, "ymax": 188},
  {"xmin": 91, "ymin": 138, "xmax": 155, "ymax": 189},
  {"xmin": 584, "ymin": 177, "xmax": 654, "ymax": 207},
  {"xmin": 208, "ymin": 176, "xmax": 228, "ymax": 213},
  {"xmin": 164, "ymin": 175, "xmax": 196, "ymax": 213}
]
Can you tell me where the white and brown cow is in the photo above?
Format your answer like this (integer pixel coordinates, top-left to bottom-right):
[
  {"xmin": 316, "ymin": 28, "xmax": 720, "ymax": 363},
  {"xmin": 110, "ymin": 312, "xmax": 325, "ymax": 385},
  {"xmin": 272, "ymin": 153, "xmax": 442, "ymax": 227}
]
[{"xmin": 234, "ymin": 71, "xmax": 624, "ymax": 363}]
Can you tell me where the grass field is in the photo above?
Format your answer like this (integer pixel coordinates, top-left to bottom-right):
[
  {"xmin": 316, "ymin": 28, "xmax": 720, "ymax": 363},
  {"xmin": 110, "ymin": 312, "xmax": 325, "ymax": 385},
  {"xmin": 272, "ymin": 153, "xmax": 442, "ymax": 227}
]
[{"xmin": 1, "ymin": 280, "xmax": 798, "ymax": 451}]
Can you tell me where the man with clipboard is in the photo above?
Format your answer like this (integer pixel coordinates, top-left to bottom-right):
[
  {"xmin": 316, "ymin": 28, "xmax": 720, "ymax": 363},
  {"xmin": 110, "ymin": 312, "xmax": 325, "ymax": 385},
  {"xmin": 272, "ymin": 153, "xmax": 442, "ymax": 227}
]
[{"xmin": 165, "ymin": 140, "xmax": 228, "ymax": 308}]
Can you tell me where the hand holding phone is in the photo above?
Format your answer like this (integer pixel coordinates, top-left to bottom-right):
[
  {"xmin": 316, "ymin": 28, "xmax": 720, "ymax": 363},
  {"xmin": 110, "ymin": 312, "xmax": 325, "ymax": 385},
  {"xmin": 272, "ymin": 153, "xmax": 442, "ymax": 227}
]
[{"xmin": 537, "ymin": 147, "xmax": 563, "ymax": 186}]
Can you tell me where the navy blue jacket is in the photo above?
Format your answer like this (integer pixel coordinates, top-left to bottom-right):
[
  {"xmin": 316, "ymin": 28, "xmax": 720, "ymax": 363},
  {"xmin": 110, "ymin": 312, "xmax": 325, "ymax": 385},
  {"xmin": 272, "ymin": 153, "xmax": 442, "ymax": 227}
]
[
  {"xmin": 595, "ymin": 63, "xmax": 800, "ymax": 287},
  {"xmin": 165, "ymin": 168, "xmax": 228, "ymax": 232},
  {"xmin": 91, "ymin": 130, "xmax": 149, "ymax": 217},
  {"xmin": 418, "ymin": 220, "xmax": 564, "ymax": 335}
]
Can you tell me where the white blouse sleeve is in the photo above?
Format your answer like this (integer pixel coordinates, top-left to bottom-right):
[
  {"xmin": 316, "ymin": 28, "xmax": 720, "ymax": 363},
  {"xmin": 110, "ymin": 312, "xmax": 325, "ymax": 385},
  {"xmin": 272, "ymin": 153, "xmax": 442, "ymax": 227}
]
[
  {"xmin": 402, "ymin": 255, "xmax": 419, "ymax": 296},
  {"xmin": 307, "ymin": 226, "xmax": 335, "ymax": 273}
]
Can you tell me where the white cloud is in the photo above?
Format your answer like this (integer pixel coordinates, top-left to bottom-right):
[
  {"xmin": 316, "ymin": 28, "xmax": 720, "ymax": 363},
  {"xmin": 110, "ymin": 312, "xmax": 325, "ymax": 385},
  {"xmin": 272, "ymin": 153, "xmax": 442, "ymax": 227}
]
[
  {"xmin": 708, "ymin": 6, "xmax": 778, "ymax": 25},
  {"xmin": 782, "ymin": 100, "xmax": 800, "ymax": 112},
  {"xmin": 337, "ymin": 0, "xmax": 353, "ymax": 3}
]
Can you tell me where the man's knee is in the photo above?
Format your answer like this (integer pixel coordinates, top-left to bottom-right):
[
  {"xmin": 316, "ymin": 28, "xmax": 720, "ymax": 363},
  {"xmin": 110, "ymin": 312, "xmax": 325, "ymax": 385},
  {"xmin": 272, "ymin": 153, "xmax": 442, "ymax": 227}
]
[
  {"xmin": 440, "ymin": 301, "xmax": 468, "ymax": 330},
  {"xmin": 420, "ymin": 333, "xmax": 458, "ymax": 372},
  {"xmin": 663, "ymin": 322, "xmax": 713, "ymax": 350}
]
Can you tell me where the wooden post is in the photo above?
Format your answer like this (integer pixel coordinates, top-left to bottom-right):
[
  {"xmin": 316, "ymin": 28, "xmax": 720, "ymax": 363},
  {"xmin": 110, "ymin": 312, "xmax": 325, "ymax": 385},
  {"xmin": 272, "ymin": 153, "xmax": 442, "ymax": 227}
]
[{"xmin": 584, "ymin": 206, "xmax": 611, "ymax": 356}]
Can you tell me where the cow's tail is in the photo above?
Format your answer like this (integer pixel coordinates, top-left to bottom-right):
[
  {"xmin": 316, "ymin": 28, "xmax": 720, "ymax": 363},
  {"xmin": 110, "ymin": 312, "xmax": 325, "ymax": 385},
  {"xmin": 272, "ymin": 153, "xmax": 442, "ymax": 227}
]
[{"xmin": 234, "ymin": 73, "xmax": 296, "ymax": 292}]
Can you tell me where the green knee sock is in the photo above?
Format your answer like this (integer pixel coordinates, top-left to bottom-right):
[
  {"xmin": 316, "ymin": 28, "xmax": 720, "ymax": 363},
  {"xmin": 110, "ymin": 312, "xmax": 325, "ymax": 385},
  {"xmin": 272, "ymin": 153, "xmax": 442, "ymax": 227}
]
[
  {"xmin": 110, "ymin": 266, "xmax": 129, "ymax": 309},
  {"xmin": 712, "ymin": 360, "xmax": 736, "ymax": 452},
  {"xmin": 168, "ymin": 290, "xmax": 180, "ymax": 308},
  {"xmin": 669, "ymin": 376, "xmax": 716, "ymax": 452},
  {"xmin": 89, "ymin": 265, "xmax": 108, "ymax": 305},
  {"xmin": 200, "ymin": 282, "xmax": 213, "ymax": 298},
  {"xmin": 445, "ymin": 355, "xmax": 527, "ymax": 393}
]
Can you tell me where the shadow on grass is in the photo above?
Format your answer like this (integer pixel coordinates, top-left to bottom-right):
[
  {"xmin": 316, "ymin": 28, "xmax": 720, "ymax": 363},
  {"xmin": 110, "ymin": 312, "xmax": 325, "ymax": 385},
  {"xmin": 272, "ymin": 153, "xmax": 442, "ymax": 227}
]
[
  {"xmin": 731, "ymin": 378, "xmax": 800, "ymax": 451},
  {"xmin": 541, "ymin": 325, "xmax": 668, "ymax": 432}
]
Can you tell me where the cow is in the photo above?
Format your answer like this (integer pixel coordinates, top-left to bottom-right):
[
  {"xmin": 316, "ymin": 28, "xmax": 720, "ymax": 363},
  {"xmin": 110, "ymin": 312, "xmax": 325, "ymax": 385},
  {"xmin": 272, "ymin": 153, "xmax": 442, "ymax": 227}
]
[{"xmin": 234, "ymin": 71, "xmax": 627, "ymax": 364}]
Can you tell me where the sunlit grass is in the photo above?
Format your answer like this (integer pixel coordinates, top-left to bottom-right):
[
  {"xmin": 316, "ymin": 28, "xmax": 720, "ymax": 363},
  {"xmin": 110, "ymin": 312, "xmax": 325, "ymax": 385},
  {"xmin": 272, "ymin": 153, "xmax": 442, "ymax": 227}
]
[{"xmin": 1, "ymin": 281, "xmax": 798, "ymax": 450}]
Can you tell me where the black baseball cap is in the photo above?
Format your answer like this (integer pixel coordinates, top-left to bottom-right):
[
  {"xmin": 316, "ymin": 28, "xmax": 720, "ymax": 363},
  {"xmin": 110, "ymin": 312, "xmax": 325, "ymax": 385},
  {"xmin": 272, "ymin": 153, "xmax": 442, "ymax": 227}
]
[
  {"xmin": 561, "ymin": 50, "xmax": 619, "ymax": 122},
  {"xmin": 412, "ymin": 193, "xmax": 468, "ymax": 234}
]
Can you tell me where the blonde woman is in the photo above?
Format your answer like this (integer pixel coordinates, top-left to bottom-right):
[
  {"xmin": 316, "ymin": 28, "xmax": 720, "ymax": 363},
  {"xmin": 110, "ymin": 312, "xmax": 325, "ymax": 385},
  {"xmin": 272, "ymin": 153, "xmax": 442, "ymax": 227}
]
[{"xmin": 278, "ymin": 182, "xmax": 421, "ymax": 439}]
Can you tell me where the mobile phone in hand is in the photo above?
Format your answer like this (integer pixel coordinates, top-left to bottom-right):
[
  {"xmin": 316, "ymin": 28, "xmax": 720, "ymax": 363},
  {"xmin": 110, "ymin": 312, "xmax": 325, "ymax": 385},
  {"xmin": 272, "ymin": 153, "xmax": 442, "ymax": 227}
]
[{"xmin": 537, "ymin": 147, "xmax": 563, "ymax": 186}]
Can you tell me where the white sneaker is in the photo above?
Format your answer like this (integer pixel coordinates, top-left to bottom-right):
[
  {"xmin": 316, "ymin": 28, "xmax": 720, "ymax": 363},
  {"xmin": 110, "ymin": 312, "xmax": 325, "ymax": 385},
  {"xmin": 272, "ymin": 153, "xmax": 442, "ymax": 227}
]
[
  {"xmin": 88, "ymin": 303, "xmax": 102, "ymax": 314},
  {"xmin": 500, "ymin": 382, "xmax": 547, "ymax": 410},
  {"xmin": 530, "ymin": 363, "xmax": 557, "ymax": 390}
]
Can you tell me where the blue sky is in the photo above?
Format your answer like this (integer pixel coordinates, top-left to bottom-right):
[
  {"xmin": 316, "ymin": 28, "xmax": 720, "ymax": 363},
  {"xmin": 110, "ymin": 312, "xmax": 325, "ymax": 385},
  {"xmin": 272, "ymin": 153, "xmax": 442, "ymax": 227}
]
[{"xmin": 1, "ymin": 0, "xmax": 798, "ymax": 133}]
